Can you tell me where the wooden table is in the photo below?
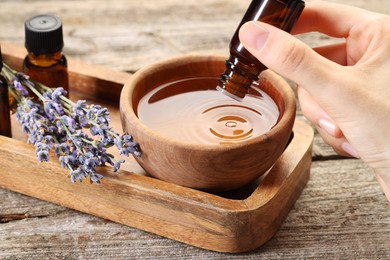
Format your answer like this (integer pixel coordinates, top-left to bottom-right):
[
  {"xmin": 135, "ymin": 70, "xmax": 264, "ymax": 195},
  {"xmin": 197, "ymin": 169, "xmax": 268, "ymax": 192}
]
[{"xmin": 1, "ymin": 0, "xmax": 389, "ymax": 258}]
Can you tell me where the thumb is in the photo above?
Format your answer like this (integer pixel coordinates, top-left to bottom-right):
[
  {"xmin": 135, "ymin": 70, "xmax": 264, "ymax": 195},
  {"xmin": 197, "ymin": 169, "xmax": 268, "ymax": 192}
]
[{"xmin": 239, "ymin": 21, "xmax": 338, "ymax": 93}]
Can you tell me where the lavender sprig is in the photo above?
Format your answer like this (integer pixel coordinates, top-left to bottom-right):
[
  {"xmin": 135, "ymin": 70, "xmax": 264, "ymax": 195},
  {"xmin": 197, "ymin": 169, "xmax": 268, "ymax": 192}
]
[{"xmin": 1, "ymin": 63, "xmax": 141, "ymax": 184}]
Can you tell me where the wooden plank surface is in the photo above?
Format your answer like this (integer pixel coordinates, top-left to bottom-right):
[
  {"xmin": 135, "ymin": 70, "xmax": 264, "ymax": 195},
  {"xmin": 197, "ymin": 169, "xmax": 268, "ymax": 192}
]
[
  {"xmin": 1, "ymin": 0, "xmax": 389, "ymax": 258},
  {"xmin": 0, "ymin": 116, "xmax": 313, "ymax": 253}
]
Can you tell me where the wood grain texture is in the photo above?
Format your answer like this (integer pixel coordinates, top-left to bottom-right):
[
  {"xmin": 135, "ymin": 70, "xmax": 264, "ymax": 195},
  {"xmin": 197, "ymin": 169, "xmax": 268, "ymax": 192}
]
[
  {"xmin": 0, "ymin": 160, "xmax": 388, "ymax": 259},
  {"xmin": 1, "ymin": 0, "xmax": 389, "ymax": 258},
  {"xmin": 1, "ymin": 0, "xmax": 389, "ymax": 72},
  {"xmin": 0, "ymin": 47, "xmax": 313, "ymax": 253},
  {"xmin": 0, "ymin": 118, "xmax": 313, "ymax": 253},
  {"xmin": 1, "ymin": 42, "xmax": 131, "ymax": 103},
  {"xmin": 120, "ymin": 54, "xmax": 296, "ymax": 191}
]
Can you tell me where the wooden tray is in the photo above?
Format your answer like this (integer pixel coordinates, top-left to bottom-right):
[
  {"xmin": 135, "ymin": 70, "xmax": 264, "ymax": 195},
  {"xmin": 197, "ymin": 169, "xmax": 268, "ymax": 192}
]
[{"xmin": 0, "ymin": 43, "xmax": 313, "ymax": 253}]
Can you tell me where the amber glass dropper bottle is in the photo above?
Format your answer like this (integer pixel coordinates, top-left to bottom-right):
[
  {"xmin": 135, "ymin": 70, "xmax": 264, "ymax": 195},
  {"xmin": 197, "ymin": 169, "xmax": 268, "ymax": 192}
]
[
  {"xmin": 0, "ymin": 45, "xmax": 12, "ymax": 137},
  {"xmin": 217, "ymin": 0, "xmax": 305, "ymax": 101},
  {"xmin": 23, "ymin": 14, "xmax": 69, "ymax": 97}
]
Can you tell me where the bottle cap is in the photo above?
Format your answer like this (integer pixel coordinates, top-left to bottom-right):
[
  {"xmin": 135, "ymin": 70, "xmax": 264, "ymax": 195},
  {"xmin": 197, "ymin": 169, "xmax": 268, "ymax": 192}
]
[{"xmin": 25, "ymin": 14, "xmax": 64, "ymax": 55}]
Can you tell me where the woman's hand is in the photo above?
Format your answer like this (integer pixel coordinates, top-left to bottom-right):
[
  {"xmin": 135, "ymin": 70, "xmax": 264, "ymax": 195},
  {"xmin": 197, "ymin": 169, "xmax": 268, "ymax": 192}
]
[{"xmin": 239, "ymin": 1, "xmax": 390, "ymax": 199}]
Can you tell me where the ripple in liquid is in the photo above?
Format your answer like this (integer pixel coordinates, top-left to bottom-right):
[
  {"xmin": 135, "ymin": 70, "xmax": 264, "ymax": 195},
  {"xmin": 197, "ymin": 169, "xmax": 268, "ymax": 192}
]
[{"xmin": 137, "ymin": 78, "xmax": 279, "ymax": 144}]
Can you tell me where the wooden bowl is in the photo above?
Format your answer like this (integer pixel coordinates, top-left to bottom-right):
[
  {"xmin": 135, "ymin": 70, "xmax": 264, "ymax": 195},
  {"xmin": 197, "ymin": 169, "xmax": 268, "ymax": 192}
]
[{"xmin": 120, "ymin": 54, "xmax": 296, "ymax": 191}]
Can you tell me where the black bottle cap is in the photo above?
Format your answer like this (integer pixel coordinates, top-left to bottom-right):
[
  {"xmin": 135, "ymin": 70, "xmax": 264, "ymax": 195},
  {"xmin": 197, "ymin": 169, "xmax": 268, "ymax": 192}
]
[{"xmin": 25, "ymin": 14, "xmax": 64, "ymax": 55}]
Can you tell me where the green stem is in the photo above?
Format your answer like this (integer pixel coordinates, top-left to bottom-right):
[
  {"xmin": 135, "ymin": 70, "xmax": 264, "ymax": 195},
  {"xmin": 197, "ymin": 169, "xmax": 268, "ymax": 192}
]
[
  {"xmin": 7, "ymin": 87, "xmax": 23, "ymax": 104},
  {"xmin": 60, "ymin": 95, "xmax": 75, "ymax": 106},
  {"xmin": 24, "ymin": 81, "xmax": 47, "ymax": 101},
  {"xmin": 2, "ymin": 64, "xmax": 15, "ymax": 79},
  {"xmin": 52, "ymin": 110, "xmax": 86, "ymax": 154}
]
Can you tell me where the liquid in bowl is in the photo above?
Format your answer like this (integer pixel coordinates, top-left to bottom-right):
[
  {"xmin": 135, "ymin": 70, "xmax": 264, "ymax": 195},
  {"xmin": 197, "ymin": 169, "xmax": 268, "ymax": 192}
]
[{"xmin": 137, "ymin": 77, "xmax": 280, "ymax": 145}]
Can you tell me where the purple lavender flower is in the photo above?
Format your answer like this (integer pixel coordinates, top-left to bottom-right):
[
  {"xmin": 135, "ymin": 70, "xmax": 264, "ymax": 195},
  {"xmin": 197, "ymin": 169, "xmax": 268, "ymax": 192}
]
[
  {"xmin": 113, "ymin": 159, "xmax": 125, "ymax": 172},
  {"xmin": 61, "ymin": 115, "xmax": 79, "ymax": 132},
  {"xmin": 36, "ymin": 150, "xmax": 49, "ymax": 162},
  {"xmin": 72, "ymin": 100, "xmax": 89, "ymax": 127},
  {"xmin": 2, "ymin": 65, "xmax": 142, "ymax": 185},
  {"xmin": 52, "ymin": 87, "xmax": 67, "ymax": 99},
  {"xmin": 54, "ymin": 143, "xmax": 69, "ymax": 158},
  {"xmin": 73, "ymin": 100, "xmax": 87, "ymax": 114},
  {"xmin": 70, "ymin": 168, "xmax": 83, "ymax": 183},
  {"xmin": 82, "ymin": 152, "xmax": 100, "ymax": 171},
  {"xmin": 59, "ymin": 153, "xmax": 77, "ymax": 168},
  {"xmin": 90, "ymin": 172, "xmax": 103, "ymax": 184},
  {"xmin": 116, "ymin": 134, "xmax": 141, "ymax": 157},
  {"xmin": 100, "ymin": 152, "xmax": 114, "ymax": 166},
  {"xmin": 12, "ymin": 73, "xmax": 29, "ymax": 96},
  {"xmin": 90, "ymin": 125, "xmax": 104, "ymax": 136},
  {"xmin": 87, "ymin": 105, "xmax": 110, "ymax": 126},
  {"xmin": 35, "ymin": 142, "xmax": 51, "ymax": 162},
  {"xmin": 44, "ymin": 100, "xmax": 65, "ymax": 119}
]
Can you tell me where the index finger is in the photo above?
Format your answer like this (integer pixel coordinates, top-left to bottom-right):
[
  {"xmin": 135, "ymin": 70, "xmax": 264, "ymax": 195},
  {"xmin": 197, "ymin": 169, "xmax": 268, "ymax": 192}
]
[{"xmin": 292, "ymin": 1, "xmax": 377, "ymax": 37}]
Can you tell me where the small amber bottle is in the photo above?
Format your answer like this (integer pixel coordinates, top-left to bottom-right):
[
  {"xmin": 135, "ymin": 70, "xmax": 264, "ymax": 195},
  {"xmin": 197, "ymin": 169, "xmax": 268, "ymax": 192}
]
[
  {"xmin": 23, "ymin": 14, "xmax": 69, "ymax": 96},
  {"xmin": 0, "ymin": 45, "xmax": 12, "ymax": 137},
  {"xmin": 217, "ymin": 0, "xmax": 305, "ymax": 101}
]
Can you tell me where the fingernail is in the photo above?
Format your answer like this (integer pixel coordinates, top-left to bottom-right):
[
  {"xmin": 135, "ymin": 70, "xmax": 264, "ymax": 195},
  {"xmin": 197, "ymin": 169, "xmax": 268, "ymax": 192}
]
[
  {"xmin": 239, "ymin": 21, "xmax": 269, "ymax": 51},
  {"xmin": 318, "ymin": 119, "xmax": 336, "ymax": 137},
  {"xmin": 342, "ymin": 142, "xmax": 360, "ymax": 158}
]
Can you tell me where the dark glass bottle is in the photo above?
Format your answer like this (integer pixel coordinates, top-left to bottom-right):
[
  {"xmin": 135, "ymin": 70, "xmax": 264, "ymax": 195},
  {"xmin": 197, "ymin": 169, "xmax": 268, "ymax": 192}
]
[
  {"xmin": 23, "ymin": 14, "xmax": 69, "ymax": 96},
  {"xmin": 0, "ymin": 45, "xmax": 12, "ymax": 137},
  {"xmin": 217, "ymin": 0, "xmax": 305, "ymax": 101}
]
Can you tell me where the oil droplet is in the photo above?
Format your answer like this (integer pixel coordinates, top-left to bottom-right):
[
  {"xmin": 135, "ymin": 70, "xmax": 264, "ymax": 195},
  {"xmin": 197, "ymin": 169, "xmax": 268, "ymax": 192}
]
[{"xmin": 137, "ymin": 77, "xmax": 279, "ymax": 145}]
